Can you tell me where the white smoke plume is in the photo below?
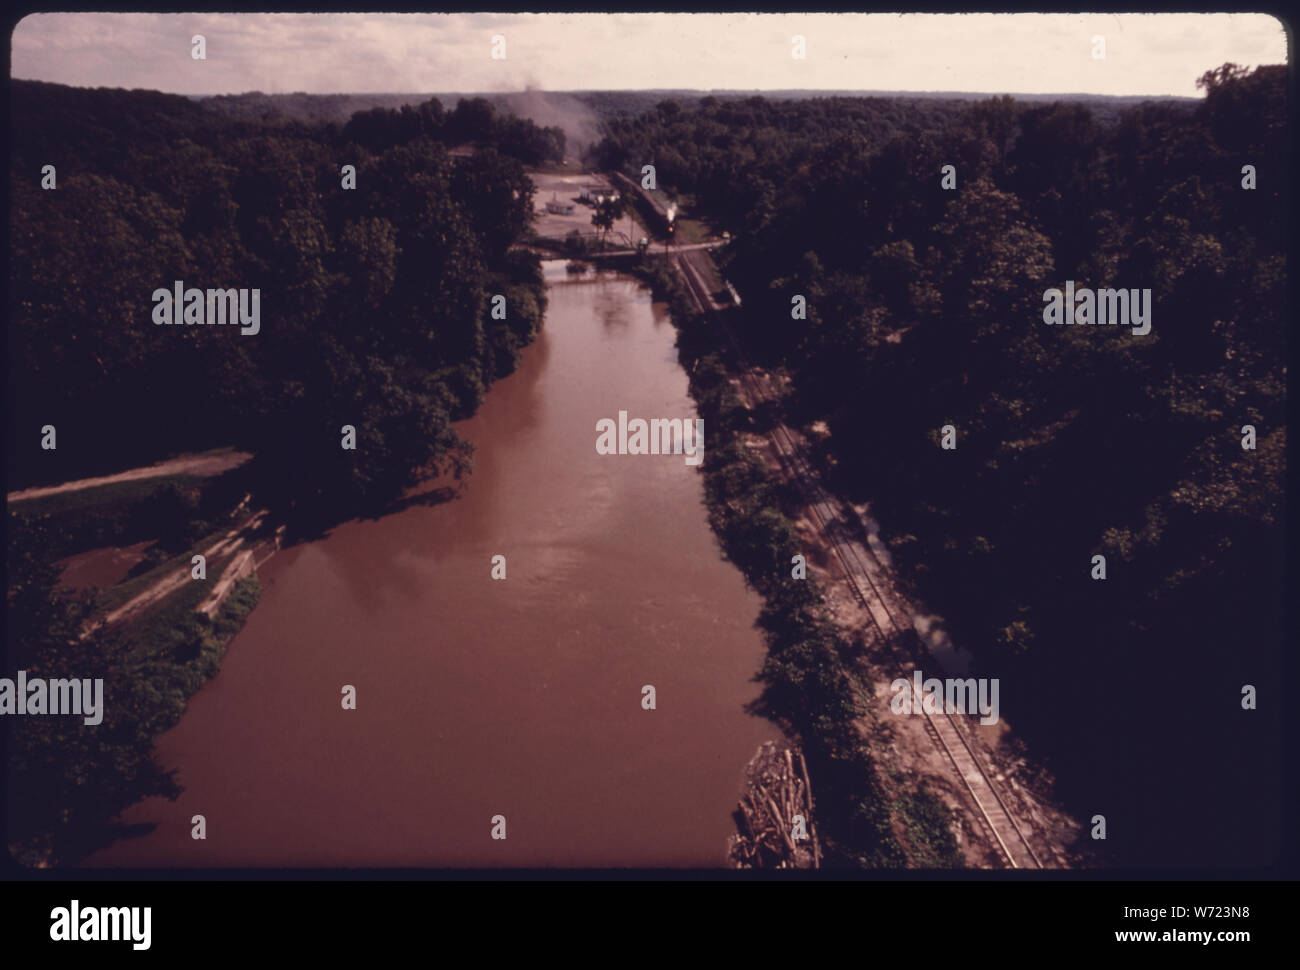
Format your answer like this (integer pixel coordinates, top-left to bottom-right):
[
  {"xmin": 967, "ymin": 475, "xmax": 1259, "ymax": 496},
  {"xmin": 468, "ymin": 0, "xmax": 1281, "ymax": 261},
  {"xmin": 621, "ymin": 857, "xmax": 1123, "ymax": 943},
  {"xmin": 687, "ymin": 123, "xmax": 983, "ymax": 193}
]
[{"xmin": 501, "ymin": 82, "xmax": 603, "ymax": 158}]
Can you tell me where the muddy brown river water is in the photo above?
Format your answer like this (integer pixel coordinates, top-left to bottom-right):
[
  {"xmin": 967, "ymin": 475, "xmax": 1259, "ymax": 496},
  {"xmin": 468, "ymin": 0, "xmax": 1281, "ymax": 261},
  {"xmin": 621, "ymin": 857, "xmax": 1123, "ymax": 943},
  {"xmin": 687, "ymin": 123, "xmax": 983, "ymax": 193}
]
[{"xmin": 86, "ymin": 261, "xmax": 773, "ymax": 867}]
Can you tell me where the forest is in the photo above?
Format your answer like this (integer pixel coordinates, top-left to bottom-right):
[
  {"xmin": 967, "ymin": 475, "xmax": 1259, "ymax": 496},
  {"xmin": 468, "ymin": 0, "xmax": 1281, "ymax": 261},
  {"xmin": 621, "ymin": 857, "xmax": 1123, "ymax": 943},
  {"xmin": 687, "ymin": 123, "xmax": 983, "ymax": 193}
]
[
  {"xmin": 596, "ymin": 65, "xmax": 1286, "ymax": 867},
  {"xmin": 4, "ymin": 67, "xmax": 1286, "ymax": 868},
  {"xmin": 10, "ymin": 81, "xmax": 558, "ymax": 523},
  {"xmin": 7, "ymin": 80, "xmax": 555, "ymax": 863}
]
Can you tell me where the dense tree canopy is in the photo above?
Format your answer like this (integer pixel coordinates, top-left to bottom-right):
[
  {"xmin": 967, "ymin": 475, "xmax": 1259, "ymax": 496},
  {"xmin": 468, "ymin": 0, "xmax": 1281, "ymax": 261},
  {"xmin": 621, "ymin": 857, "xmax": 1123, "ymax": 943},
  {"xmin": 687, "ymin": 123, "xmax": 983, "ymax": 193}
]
[
  {"xmin": 10, "ymin": 81, "xmax": 551, "ymax": 532},
  {"xmin": 596, "ymin": 66, "xmax": 1286, "ymax": 865},
  {"xmin": 7, "ymin": 79, "xmax": 558, "ymax": 864}
]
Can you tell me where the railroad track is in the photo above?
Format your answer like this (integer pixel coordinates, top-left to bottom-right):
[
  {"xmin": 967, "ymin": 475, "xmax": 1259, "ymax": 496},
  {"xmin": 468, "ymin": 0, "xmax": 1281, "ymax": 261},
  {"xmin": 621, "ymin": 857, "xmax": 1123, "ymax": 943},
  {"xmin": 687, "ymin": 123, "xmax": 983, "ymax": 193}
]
[{"xmin": 674, "ymin": 252, "xmax": 1045, "ymax": 869}]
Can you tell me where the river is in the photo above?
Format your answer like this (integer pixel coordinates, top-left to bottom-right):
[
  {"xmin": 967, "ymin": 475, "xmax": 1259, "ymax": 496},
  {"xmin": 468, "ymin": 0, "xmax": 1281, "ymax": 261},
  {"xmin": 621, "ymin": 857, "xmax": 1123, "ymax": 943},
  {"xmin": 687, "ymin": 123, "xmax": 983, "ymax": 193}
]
[{"xmin": 85, "ymin": 260, "xmax": 773, "ymax": 867}]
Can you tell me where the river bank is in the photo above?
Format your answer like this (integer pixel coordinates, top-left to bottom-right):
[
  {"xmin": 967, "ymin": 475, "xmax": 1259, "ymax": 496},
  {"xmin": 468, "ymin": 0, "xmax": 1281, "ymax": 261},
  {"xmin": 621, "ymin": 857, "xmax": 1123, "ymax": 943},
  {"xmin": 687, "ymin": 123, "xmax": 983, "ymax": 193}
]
[
  {"xmin": 77, "ymin": 258, "xmax": 774, "ymax": 867},
  {"xmin": 630, "ymin": 254, "xmax": 1078, "ymax": 868}
]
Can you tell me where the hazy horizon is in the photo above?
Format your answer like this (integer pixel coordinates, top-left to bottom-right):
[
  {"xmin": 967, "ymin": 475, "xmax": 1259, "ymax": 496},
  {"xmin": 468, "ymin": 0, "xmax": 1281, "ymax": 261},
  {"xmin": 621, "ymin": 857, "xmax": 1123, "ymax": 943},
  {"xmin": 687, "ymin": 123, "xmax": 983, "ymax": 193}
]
[
  {"xmin": 11, "ymin": 82, "xmax": 1212, "ymax": 103},
  {"xmin": 12, "ymin": 13, "xmax": 1287, "ymax": 99},
  {"xmin": 203, "ymin": 87, "xmax": 1204, "ymax": 101}
]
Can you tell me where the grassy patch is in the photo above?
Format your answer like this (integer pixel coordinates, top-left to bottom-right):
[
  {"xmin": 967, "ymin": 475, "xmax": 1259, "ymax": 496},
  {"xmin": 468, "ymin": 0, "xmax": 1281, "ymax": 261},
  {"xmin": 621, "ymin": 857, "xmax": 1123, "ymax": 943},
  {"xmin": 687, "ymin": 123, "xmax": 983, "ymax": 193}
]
[
  {"xmin": 10, "ymin": 460, "xmax": 253, "ymax": 566},
  {"xmin": 116, "ymin": 570, "xmax": 261, "ymax": 726},
  {"xmin": 673, "ymin": 216, "xmax": 712, "ymax": 245},
  {"xmin": 91, "ymin": 526, "xmax": 233, "ymax": 614},
  {"xmin": 8, "ymin": 473, "xmax": 206, "ymax": 516},
  {"xmin": 114, "ymin": 550, "xmax": 239, "ymax": 662},
  {"xmin": 9, "ymin": 475, "xmax": 208, "ymax": 561}
]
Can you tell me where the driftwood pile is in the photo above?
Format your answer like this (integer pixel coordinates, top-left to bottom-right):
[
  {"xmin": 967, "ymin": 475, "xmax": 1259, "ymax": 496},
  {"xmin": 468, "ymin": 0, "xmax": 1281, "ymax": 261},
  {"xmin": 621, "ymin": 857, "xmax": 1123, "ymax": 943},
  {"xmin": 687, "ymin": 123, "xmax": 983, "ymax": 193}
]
[{"xmin": 729, "ymin": 741, "xmax": 821, "ymax": 869}]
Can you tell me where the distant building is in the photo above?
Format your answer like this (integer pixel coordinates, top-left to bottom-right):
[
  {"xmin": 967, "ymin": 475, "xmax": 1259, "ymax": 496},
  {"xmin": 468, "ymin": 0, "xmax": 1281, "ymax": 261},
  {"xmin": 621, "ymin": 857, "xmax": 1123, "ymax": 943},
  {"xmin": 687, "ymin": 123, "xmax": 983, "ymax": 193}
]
[
  {"xmin": 580, "ymin": 184, "xmax": 619, "ymax": 205},
  {"xmin": 545, "ymin": 193, "xmax": 575, "ymax": 215}
]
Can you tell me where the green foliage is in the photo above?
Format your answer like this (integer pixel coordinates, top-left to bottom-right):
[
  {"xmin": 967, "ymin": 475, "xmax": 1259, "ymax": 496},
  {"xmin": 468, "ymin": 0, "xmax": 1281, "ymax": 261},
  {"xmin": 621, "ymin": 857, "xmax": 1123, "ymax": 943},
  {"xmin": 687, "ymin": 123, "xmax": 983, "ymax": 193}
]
[
  {"xmin": 607, "ymin": 67, "xmax": 1284, "ymax": 692},
  {"xmin": 622, "ymin": 66, "xmax": 1282, "ymax": 865},
  {"xmin": 7, "ymin": 79, "xmax": 551, "ymax": 863},
  {"xmin": 6, "ymin": 514, "xmax": 262, "ymax": 866},
  {"xmin": 9, "ymin": 81, "xmax": 548, "ymax": 534},
  {"xmin": 664, "ymin": 320, "xmax": 915, "ymax": 868},
  {"xmin": 591, "ymin": 194, "xmax": 626, "ymax": 248}
]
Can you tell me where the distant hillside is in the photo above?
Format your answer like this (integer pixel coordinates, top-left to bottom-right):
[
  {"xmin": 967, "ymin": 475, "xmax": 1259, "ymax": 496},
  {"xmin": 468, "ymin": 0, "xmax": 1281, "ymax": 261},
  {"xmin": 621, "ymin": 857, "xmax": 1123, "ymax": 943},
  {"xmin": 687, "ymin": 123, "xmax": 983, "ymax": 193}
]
[{"xmin": 197, "ymin": 89, "xmax": 1198, "ymax": 135}]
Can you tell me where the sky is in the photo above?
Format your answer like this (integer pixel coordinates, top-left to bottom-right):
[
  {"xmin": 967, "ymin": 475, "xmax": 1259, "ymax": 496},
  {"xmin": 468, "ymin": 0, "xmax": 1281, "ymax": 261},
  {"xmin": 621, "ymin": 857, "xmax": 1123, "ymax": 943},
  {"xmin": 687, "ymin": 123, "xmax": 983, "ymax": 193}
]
[{"xmin": 11, "ymin": 12, "xmax": 1288, "ymax": 98}]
